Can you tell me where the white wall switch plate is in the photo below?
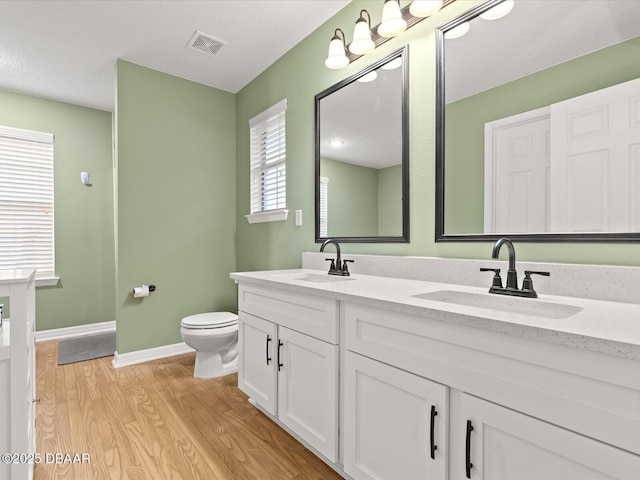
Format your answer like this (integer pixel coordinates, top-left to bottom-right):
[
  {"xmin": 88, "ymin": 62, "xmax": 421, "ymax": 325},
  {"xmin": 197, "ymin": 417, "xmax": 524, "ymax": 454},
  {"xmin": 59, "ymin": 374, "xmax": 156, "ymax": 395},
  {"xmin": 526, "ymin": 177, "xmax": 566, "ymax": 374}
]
[{"xmin": 295, "ymin": 209, "xmax": 302, "ymax": 226}]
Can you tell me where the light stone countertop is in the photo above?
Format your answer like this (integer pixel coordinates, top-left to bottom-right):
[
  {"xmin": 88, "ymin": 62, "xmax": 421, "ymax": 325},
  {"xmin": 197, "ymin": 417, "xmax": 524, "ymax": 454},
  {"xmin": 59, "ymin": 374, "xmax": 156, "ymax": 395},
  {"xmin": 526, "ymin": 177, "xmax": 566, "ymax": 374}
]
[{"xmin": 231, "ymin": 268, "xmax": 640, "ymax": 361}]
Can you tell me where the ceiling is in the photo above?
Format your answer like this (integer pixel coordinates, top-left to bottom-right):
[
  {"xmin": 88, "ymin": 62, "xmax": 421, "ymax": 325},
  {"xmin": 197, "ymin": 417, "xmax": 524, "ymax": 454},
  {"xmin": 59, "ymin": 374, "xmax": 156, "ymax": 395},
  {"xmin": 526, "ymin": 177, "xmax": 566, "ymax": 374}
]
[
  {"xmin": 445, "ymin": 0, "xmax": 640, "ymax": 103},
  {"xmin": 320, "ymin": 60, "xmax": 403, "ymax": 170},
  {"xmin": 0, "ymin": 0, "xmax": 350, "ymax": 112}
]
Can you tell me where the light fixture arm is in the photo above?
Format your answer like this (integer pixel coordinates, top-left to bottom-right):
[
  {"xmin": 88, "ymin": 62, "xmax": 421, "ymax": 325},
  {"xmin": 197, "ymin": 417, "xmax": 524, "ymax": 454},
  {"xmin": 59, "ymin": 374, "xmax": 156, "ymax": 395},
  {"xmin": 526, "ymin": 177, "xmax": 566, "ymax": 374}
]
[
  {"xmin": 358, "ymin": 9, "xmax": 371, "ymax": 27},
  {"xmin": 332, "ymin": 28, "xmax": 346, "ymax": 44}
]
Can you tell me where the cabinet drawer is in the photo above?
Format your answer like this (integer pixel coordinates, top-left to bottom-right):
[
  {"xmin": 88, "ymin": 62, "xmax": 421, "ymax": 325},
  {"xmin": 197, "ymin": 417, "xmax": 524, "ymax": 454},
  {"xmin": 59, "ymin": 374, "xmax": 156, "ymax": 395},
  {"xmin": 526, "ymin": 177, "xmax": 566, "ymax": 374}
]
[{"xmin": 239, "ymin": 284, "xmax": 338, "ymax": 343}]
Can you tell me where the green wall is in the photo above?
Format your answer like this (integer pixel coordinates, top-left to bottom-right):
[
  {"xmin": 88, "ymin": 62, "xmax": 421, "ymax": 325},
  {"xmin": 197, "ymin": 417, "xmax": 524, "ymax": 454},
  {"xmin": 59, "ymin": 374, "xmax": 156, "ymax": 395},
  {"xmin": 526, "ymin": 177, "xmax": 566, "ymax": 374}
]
[
  {"xmin": 321, "ymin": 158, "xmax": 379, "ymax": 236},
  {"xmin": 445, "ymin": 36, "xmax": 640, "ymax": 234},
  {"xmin": 0, "ymin": 89, "xmax": 115, "ymax": 330},
  {"xmin": 320, "ymin": 158, "xmax": 402, "ymax": 237},
  {"xmin": 115, "ymin": 61, "xmax": 237, "ymax": 354},
  {"xmin": 378, "ymin": 165, "xmax": 402, "ymax": 235},
  {"xmin": 5, "ymin": 0, "xmax": 640, "ymax": 350},
  {"xmin": 235, "ymin": 0, "xmax": 640, "ymax": 268}
]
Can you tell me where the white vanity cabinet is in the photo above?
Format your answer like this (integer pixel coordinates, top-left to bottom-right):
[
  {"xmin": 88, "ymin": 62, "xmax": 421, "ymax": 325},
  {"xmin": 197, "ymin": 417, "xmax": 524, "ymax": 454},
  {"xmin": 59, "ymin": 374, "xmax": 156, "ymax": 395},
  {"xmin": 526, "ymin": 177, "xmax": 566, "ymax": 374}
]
[
  {"xmin": 237, "ymin": 283, "xmax": 339, "ymax": 462},
  {"xmin": 344, "ymin": 351, "xmax": 448, "ymax": 480},
  {"xmin": 0, "ymin": 269, "xmax": 37, "ymax": 480},
  {"xmin": 233, "ymin": 268, "xmax": 640, "ymax": 480},
  {"xmin": 344, "ymin": 301, "xmax": 640, "ymax": 480},
  {"xmin": 449, "ymin": 393, "xmax": 640, "ymax": 480}
]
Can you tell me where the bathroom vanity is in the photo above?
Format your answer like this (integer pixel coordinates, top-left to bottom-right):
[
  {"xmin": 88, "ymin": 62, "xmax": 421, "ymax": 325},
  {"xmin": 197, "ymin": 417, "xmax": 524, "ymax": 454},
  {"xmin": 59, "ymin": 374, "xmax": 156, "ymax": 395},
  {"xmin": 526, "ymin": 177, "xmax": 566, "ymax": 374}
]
[
  {"xmin": 231, "ymin": 262, "xmax": 640, "ymax": 480},
  {"xmin": 0, "ymin": 269, "xmax": 37, "ymax": 480}
]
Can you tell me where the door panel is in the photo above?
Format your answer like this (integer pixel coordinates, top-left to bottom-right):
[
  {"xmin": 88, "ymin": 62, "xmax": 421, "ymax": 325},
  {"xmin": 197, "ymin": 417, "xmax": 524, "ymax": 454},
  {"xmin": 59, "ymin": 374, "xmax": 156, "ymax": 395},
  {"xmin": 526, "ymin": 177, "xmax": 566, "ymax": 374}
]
[
  {"xmin": 344, "ymin": 351, "xmax": 449, "ymax": 480},
  {"xmin": 238, "ymin": 312, "xmax": 277, "ymax": 415},
  {"xmin": 277, "ymin": 327, "xmax": 338, "ymax": 462},
  {"xmin": 453, "ymin": 394, "xmax": 640, "ymax": 480}
]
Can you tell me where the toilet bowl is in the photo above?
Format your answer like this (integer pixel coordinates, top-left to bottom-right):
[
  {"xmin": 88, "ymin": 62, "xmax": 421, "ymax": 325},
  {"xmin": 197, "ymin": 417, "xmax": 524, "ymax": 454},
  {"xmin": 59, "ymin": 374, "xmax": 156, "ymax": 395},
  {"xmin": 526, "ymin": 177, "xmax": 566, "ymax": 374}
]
[{"xmin": 180, "ymin": 312, "xmax": 239, "ymax": 379}]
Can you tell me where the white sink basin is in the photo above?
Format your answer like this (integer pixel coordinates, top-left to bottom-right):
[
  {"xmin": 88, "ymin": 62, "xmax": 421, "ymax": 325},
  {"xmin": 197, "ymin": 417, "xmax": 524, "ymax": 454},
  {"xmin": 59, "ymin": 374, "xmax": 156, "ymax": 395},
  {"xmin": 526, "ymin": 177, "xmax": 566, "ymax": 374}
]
[
  {"xmin": 413, "ymin": 290, "xmax": 582, "ymax": 319},
  {"xmin": 285, "ymin": 273, "xmax": 355, "ymax": 283}
]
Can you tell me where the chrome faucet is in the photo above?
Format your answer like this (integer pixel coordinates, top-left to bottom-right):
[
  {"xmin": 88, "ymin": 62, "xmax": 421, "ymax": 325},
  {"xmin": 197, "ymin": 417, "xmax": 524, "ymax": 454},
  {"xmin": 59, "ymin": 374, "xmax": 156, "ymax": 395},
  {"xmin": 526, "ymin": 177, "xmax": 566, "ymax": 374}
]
[
  {"xmin": 320, "ymin": 239, "xmax": 353, "ymax": 276},
  {"xmin": 481, "ymin": 237, "xmax": 550, "ymax": 298}
]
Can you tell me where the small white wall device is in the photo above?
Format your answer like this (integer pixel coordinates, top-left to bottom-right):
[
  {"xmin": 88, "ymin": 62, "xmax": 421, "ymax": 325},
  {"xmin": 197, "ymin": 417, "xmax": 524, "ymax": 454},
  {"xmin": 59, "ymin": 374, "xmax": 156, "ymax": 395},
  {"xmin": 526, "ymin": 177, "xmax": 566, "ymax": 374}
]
[{"xmin": 80, "ymin": 172, "xmax": 90, "ymax": 185}]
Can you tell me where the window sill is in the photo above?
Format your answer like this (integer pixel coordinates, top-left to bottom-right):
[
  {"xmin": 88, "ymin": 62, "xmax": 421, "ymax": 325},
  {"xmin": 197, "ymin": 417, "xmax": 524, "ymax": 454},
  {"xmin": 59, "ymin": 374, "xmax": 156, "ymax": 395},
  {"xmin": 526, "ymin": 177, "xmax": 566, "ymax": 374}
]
[
  {"xmin": 36, "ymin": 277, "xmax": 60, "ymax": 287},
  {"xmin": 245, "ymin": 209, "xmax": 289, "ymax": 224}
]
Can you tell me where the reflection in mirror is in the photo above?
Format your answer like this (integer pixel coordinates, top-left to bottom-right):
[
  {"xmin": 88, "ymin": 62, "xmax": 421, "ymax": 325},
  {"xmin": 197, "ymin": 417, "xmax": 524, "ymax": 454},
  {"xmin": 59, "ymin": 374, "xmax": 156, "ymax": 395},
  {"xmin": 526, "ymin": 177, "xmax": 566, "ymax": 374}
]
[
  {"xmin": 436, "ymin": 0, "xmax": 640, "ymax": 242},
  {"xmin": 315, "ymin": 46, "xmax": 409, "ymax": 243}
]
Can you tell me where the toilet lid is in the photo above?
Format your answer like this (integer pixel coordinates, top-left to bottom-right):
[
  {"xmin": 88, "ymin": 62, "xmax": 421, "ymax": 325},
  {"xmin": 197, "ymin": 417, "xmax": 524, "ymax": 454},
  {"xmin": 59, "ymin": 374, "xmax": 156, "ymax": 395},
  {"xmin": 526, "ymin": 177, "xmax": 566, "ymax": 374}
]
[{"xmin": 181, "ymin": 312, "xmax": 238, "ymax": 329}]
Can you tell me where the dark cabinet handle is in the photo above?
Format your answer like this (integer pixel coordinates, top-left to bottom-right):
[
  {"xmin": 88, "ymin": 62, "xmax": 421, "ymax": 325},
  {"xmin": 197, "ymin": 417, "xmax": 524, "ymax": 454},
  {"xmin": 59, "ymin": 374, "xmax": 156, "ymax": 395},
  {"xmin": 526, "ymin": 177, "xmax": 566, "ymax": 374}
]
[
  {"xmin": 430, "ymin": 405, "xmax": 438, "ymax": 459},
  {"xmin": 466, "ymin": 419, "xmax": 474, "ymax": 479},
  {"xmin": 266, "ymin": 335, "xmax": 272, "ymax": 365},
  {"xmin": 277, "ymin": 340, "xmax": 284, "ymax": 371}
]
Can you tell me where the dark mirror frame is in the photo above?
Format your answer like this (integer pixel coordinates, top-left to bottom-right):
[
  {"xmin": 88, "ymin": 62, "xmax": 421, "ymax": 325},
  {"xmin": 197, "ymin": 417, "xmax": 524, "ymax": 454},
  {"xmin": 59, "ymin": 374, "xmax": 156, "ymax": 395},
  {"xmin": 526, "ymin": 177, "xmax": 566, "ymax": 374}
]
[
  {"xmin": 315, "ymin": 46, "xmax": 410, "ymax": 244},
  {"xmin": 435, "ymin": 0, "xmax": 640, "ymax": 243}
]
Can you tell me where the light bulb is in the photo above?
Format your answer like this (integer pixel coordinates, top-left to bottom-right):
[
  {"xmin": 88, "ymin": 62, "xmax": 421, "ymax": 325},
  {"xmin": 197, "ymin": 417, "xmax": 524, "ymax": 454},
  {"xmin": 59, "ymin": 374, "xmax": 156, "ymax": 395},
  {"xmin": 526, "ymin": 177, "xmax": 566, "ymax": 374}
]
[
  {"xmin": 349, "ymin": 12, "xmax": 375, "ymax": 55},
  {"xmin": 480, "ymin": 0, "xmax": 514, "ymax": 20},
  {"xmin": 409, "ymin": 0, "xmax": 443, "ymax": 18},
  {"xmin": 444, "ymin": 22, "xmax": 470, "ymax": 39},
  {"xmin": 378, "ymin": 0, "xmax": 407, "ymax": 38},
  {"xmin": 325, "ymin": 30, "xmax": 349, "ymax": 69}
]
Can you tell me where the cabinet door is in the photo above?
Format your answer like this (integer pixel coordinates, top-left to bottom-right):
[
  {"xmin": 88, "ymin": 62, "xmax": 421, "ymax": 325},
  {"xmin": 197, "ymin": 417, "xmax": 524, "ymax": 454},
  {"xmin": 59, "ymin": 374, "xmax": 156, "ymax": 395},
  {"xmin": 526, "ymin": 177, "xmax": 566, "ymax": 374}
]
[
  {"xmin": 452, "ymin": 394, "xmax": 640, "ymax": 480},
  {"xmin": 344, "ymin": 351, "xmax": 448, "ymax": 480},
  {"xmin": 238, "ymin": 312, "xmax": 277, "ymax": 415},
  {"xmin": 277, "ymin": 326, "xmax": 338, "ymax": 462}
]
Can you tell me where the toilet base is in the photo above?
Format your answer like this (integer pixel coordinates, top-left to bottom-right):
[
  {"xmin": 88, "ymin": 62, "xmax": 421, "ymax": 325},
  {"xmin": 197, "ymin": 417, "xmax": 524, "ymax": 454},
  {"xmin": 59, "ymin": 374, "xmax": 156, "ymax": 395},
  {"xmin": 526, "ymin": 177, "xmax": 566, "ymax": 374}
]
[{"xmin": 193, "ymin": 351, "xmax": 238, "ymax": 379}]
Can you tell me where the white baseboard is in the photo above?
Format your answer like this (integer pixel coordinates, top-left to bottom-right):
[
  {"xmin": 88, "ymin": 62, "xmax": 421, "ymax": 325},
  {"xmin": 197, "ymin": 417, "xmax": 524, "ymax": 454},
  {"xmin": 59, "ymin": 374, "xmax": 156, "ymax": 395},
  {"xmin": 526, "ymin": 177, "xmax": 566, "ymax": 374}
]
[
  {"xmin": 36, "ymin": 320, "xmax": 116, "ymax": 342},
  {"xmin": 112, "ymin": 342, "xmax": 194, "ymax": 369}
]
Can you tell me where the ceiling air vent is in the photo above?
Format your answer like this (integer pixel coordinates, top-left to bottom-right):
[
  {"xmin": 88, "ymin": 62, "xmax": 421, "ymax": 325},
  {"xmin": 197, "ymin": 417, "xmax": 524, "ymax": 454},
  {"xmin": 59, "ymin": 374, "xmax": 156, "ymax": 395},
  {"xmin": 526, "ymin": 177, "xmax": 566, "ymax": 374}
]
[{"xmin": 186, "ymin": 31, "xmax": 227, "ymax": 57}]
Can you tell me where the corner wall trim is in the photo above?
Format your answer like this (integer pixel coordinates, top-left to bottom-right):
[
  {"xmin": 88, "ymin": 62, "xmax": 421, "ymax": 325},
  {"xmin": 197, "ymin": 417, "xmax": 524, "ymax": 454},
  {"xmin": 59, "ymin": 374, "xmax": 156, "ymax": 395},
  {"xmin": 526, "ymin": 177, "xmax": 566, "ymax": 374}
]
[
  {"xmin": 112, "ymin": 342, "xmax": 194, "ymax": 369},
  {"xmin": 35, "ymin": 320, "xmax": 116, "ymax": 342}
]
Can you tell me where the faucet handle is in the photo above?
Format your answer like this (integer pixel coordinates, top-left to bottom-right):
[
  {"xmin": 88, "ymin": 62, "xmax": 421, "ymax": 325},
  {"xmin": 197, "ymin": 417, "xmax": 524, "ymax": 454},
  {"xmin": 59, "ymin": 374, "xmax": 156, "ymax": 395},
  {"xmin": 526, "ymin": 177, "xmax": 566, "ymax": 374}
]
[
  {"xmin": 480, "ymin": 267, "xmax": 503, "ymax": 288},
  {"xmin": 342, "ymin": 259, "xmax": 354, "ymax": 276},
  {"xmin": 522, "ymin": 270, "xmax": 550, "ymax": 293},
  {"xmin": 325, "ymin": 258, "xmax": 336, "ymax": 273}
]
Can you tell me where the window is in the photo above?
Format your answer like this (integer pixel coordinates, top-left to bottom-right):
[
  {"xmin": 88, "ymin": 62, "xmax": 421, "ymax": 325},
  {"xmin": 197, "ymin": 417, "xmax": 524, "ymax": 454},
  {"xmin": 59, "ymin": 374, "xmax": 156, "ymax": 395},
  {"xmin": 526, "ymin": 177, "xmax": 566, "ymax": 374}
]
[
  {"xmin": 246, "ymin": 99, "xmax": 288, "ymax": 224},
  {"xmin": 319, "ymin": 177, "xmax": 329, "ymax": 237},
  {"xmin": 0, "ymin": 126, "xmax": 55, "ymax": 282}
]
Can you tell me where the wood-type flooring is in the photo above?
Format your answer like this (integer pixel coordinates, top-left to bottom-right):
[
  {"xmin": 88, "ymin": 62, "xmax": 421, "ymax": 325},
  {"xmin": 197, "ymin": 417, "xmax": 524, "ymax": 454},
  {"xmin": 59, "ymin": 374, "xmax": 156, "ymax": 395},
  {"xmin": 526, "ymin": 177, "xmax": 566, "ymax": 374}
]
[{"xmin": 33, "ymin": 340, "xmax": 342, "ymax": 480}]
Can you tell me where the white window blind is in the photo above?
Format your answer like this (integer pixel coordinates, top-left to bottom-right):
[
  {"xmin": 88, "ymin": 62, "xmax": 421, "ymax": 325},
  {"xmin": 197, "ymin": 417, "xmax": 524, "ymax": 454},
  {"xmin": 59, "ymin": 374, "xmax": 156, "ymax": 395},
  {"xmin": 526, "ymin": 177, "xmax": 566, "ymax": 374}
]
[
  {"xmin": 249, "ymin": 99, "xmax": 287, "ymax": 215},
  {"xmin": 0, "ymin": 125, "xmax": 55, "ymax": 279},
  {"xmin": 320, "ymin": 177, "xmax": 329, "ymax": 237}
]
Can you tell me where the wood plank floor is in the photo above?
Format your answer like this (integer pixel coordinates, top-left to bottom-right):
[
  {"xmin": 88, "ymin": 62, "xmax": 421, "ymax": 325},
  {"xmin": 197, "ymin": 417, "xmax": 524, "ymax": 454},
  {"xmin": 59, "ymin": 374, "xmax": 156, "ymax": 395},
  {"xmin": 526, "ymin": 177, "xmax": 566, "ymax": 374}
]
[{"xmin": 34, "ymin": 340, "xmax": 343, "ymax": 480}]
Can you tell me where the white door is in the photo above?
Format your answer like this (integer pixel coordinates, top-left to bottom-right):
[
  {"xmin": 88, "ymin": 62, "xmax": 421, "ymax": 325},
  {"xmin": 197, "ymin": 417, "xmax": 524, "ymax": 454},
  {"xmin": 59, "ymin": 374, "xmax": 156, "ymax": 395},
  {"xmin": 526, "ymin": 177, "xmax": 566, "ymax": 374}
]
[
  {"xmin": 550, "ymin": 77, "xmax": 640, "ymax": 232},
  {"xmin": 484, "ymin": 107, "xmax": 550, "ymax": 233},
  {"xmin": 344, "ymin": 352, "xmax": 449, "ymax": 480},
  {"xmin": 238, "ymin": 312, "xmax": 277, "ymax": 415},
  {"xmin": 277, "ymin": 327, "xmax": 338, "ymax": 462},
  {"xmin": 450, "ymin": 394, "xmax": 640, "ymax": 480}
]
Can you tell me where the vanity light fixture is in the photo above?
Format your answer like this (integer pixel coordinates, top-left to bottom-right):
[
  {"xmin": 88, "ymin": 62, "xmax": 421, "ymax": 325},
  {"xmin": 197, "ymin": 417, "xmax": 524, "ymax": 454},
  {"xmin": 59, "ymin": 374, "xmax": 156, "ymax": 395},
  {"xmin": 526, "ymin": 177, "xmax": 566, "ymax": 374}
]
[
  {"xmin": 324, "ymin": 0, "xmax": 456, "ymax": 69},
  {"xmin": 410, "ymin": 0, "xmax": 443, "ymax": 17},
  {"xmin": 324, "ymin": 28, "xmax": 350, "ymax": 69},
  {"xmin": 480, "ymin": 0, "xmax": 514, "ymax": 20},
  {"xmin": 378, "ymin": 0, "xmax": 407, "ymax": 38},
  {"xmin": 444, "ymin": 21, "xmax": 470, "ymax": 39},
  {"xmin": 349, "ymin": 10, "xmax": 375, "ymax": 55}
]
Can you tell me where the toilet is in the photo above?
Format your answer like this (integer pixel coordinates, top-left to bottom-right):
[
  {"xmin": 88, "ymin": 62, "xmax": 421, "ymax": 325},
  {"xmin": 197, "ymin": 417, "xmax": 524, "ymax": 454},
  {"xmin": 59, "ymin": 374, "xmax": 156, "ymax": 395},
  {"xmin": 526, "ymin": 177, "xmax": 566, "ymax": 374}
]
[{"xmin": 180, "ymin": 312, "xmax": 239, "ymax": 379}]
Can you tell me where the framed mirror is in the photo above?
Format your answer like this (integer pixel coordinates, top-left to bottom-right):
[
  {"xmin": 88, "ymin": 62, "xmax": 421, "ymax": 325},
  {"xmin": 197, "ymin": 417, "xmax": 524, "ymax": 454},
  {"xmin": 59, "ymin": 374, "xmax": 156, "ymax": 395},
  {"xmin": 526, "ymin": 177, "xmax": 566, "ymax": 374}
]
[
  {"xmin": 436, "ymin": 0, "xmax": 640, "ymax": 242},
  {"xmin": 315, "ymin": 46, "xmax": 409, "ymax": 243}
]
